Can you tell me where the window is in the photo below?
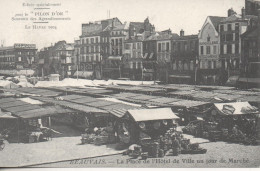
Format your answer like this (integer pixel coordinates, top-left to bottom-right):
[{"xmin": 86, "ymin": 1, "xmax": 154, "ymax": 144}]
[
  {"xmin": 158, "ymin": 43, "xmax": 162, "ymax": 52},
  {"xmin": 91, "ymin": 38, "xmax": 94, "ymax": 43},
  {"xmin": 184, "ymin": 42, "xmax": 187, "ymax": 51},
  {"xmin": 224, "ymin": 45, "xmax": 227, "ymax": 54},
  {"xmin": 162, "ymin": 43, "xmax": 166, "ymax": 51},
  {"xmin": 137, "ymin": 42, "xmax": 141, "ymax": 49},
  {"xmin": 206, "ymin": 46, "xmax": 211, "ymax": 54},
  {"xmin": 91, "ymin": 46, "xmax": 94, "ymax": 52},
  {"xmin": 235, "ymin": 23, "xmax": 239, "ymax": 31},
  {"xmin": 82, "ymin": 39, "xmax": 85, "ymax": 44},
  {"xmin": 235, "ymin": 33, "xmax": 239, "ymax": 41},
  {"xmin": 200, "ymin": 46, "xmax": 204, "ymax": 55},
  {"xmin": 235, "ymin": 44, "xmax": 239, "ymax": 54},
  {"xmin": 95, "ymin": 37, "xmax": 98, "ymax": 43},
  {"xmin": 221, "ymin": 34, "xmax": 226, "ymax": 41},
  {"xmin": 86, "ymin": 39, "xmax": 89, "ymax": 44},
  {"xmin": 220, "ymin": 25, "xmax": 224, "ymax": 32},
  {"xmin": 177, "ymin": 43, "xmax": 180, "ymax": 51},
  {"xmin": 207, "ymin": 35, "xmax": 211, "ymax": 42},
  {"xmin": 208, "ymin": 61, "xmax": 212, "ymax": 69},
  {"xmin": 228, "ymin": 24, "xmax": 232, "ymax": 31},
  {"xmin": 166, "ymin": 42, "xmax": 170, "ymax": 52},
  {"xmin": 213, "ymin": 61, "xmax": 216, "ymax": 69},
  {"xmin": 226, "ymin": 34, "xmax": 233, "ymax": 41},
  {"xmin": 213, "ymin": 45, "xmax": 217, "ymax": 54},
  {"xmin": 227, "ymin": 44, "xmax": 232, "ymax": 54}
]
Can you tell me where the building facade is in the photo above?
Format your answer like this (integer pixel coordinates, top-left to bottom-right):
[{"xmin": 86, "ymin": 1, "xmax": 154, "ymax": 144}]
[
  {"xmin": 239, "ymin": 9, "xmax": 260, "ymax": 88},
  {"xmin": 245, "ymin": 0, "xmax": 260, "ymax": 16},
  {"xmin": 154, "ymin": 30, "xmax": 179, "ymax": 83},
  {"xmin": 198, "ymin": 16, "xmax": 225, "ymax": 85},
  {"xmin": 79, "ymin": 18, "xmax": 122, "ymax": 79},
  {"xmin": 218, "ymin": 8, "xmax": 257, "ymax": 84},
  {"xmin": 143, "ymin": 32, "xmax": 158, "ymax": 81},
  {"xmin": 0, "ymin": 44, "xmax": 37, "ymax": 71},
  {"xmin": 38, "ymin": 41, "xmax": 74, "ymax": 78},
  {"xmin": 170, "ymin": 30, "xmax": 198, "ymax": 84}
]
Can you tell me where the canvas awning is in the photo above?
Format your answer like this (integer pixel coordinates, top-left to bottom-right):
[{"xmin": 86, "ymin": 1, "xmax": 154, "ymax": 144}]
[
  {"xmin": 143, "ymin": 53, "xmax": 148, "ymax": 59},
  {"xmin": 213, "ymin": 102, "xmax": 259, "ymax": 115},
  {"xmin": 14, "ymin": 106, "xmax": 74, "ymax": 119},
  {"xmin": 127, "ymin": 108, "xmax": 179, "ymax": 122},
  {"xmin": 0, "ymin": 112, "xmax": 17, "ymax": 119},
  {"xmin": 149, "ymin": 53, "xmax": 154, "ymax": 59},
  {"xmin": 107, "ymin": 56, "xmax": 122, "ymax": 60},
  {"xmin": 169, "ymin": 75, "xmax": 191, "ymax": 79},
  {"xmin": 73, "ymin": 71, "xmax": 93, "ymax": 78}
]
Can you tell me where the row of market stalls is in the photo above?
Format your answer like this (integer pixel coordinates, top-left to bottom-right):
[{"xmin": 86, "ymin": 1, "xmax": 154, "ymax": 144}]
[
  {"xmin": 0, "ymin": 83, "xmax": 259, "ymax": 146},
  {"xmin": 0, "ymin": 97, "xmax": 74, "ymax": 143}
]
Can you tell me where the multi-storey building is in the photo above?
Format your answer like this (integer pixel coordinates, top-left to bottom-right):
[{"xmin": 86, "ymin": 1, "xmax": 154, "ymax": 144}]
[
  {"xmin": 38, "ymin": 41, "xmax": 74, "ymax": 78},
  {"xmin": 124, "ymin": 32, "xmax": 152, "ymax": 80},
  {"xmin": 80, "ymin": 18, "xmax": 122, "ymax": 79},
  {"xmin": 156, "ymin": 29, "xmax": 179, "ymax": 82},
  {"xmin": 72, "ymin": 39, "xmax": 81, "ymax": 72},
  {"xmin": 0, "ymin": 44, "xmax": 37, "ymax": 70},
  {"xmin": 245, "ymin": 0, "xmax": 260, "ymax": 16},
  {"xmin": 143, "ymin": 32, "xmax": 159, "ymax": 81},
  {"xmin": 170, "ymin": 30, "xmax": 198, "ymax": 84},
  {"xmin": 101, "ymin": 17, "xmax": 154, "ymax": 79},
  {"xmin": 218, "ymin": 8, "xmax": 257, "ymax": 84},
  {"xmin": 198, "ymin": 16, "xmax": 226, "ymax": 85},
  {"xmin": 239, "ymin": 9, "xmax": 260, "ymax": 88}
]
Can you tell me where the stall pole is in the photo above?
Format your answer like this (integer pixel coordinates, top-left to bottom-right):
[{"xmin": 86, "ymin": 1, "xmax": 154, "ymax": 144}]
[
  {"xmin": 17, "ymin": 118, "xmax": 19, "ymax": 143},
  {"xmin": 49, "ymin": 116, "xmax": 51, "ymax": 127}
]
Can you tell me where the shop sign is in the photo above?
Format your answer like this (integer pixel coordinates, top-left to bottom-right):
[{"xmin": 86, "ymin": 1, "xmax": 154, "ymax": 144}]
[{"xmin": 14, "ymin": 44, "xmax": 36, "ymax": 49}]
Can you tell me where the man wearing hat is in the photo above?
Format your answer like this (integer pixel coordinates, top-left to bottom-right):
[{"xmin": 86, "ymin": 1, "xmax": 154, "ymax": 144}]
[{"xmin": 171, "ymin": 135, "xmax": 180, "ymax": 156}]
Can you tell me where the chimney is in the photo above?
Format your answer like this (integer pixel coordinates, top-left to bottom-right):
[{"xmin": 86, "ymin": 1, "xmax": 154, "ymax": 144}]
[
  {"xmin": 128, "ymin": 24, "xmax": 132, "ymax": 39},
  {"xmin": 242, "ymin": 7, "xmax": 245, "ymax": 19},
  {"xmin": 168, "ymin": 28, "xmax": 172, "ymax": 35},
  {"xmin": 112, "ymin": 18, "xmax": 114, "ymax": 28},
  {"xmin": 180, "ymin": 29, "xmax": 184, "ymax": 36},
  {"xmin": 228, "ymin": 8, "xmax": 236, "ymax": 17}
]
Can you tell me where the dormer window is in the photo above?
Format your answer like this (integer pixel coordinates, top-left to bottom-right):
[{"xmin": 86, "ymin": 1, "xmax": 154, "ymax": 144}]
[{"xmin": 207, "ymin": 35, "xmax": 211, "ymax": 42}]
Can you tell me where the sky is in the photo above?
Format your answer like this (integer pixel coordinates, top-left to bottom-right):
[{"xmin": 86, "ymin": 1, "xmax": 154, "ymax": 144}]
[{"xmin": 0, "ymin": 0, "xmax": 245, "ymax": 49}]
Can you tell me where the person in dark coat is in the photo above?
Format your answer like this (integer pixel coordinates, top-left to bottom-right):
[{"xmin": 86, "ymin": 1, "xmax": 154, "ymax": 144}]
[{"xmin": 171, "ymin": 136, "xmax": 180, "ymax": 156}]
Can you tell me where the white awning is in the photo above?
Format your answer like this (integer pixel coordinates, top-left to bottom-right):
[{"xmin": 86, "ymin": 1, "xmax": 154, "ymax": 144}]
[
  {"xmin": 127, "ymin": 108, "xmax": 179, "ymax": 122},
  {"xmin": 149, "ymin": 53, "xmax": 154, "ymax": 59},
  {"xmin": 73, "ymin": 71, "xmax": 93, "ymax": 78},
  {"xmin": 214, "ymin": 102, "xmax": 259, "ymax": 115},
  {"xmin": 108, "ymin": 56, "xmax": 122, "ymax": 60},
  {"xmin": 143, "ymin": 53, "xmax": 148, "ymax": 59}
]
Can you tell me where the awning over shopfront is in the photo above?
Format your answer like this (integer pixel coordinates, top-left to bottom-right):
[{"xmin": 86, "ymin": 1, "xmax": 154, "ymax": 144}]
[
  {"xmin": 149, "ymin": 53, "xmax": 154, "ymax": 59},
  {"xmin": 143, "ymin": 53, "xmax": 148, "ymax": 59},
  {"xmin": 213, "ymin": 102, "xmax": 259, "ymax": 115},
  {"xmin": 169, "ymin": 75, "xmax": 191, "ymax": 79},
  {"xmin": 73, "ymin": 71, "xmax": 93, "ymax": 78},
  {"xmin": 0, "ymin": 70, "xmax": 35, "ymax": 76},
  {"xmin": 127, "ymin": 108, "xmax": 179, "ymax": 122},
  {"xmin": 238, "ymin": 77, "xmax": 260, "ymax": 84},
  {"xmin": 107, "ymin": 56, "xmax": 122, "ymax": 60}
]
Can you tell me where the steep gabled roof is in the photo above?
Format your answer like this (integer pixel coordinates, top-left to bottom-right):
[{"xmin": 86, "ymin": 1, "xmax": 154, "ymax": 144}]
[{"xmin": 208, "ymin": 16, "xmax": 226, "ymax": 30}]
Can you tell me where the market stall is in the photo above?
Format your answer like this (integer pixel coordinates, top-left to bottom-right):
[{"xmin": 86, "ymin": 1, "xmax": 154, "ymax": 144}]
[{"xmin": 117, "ymin": 108, "xmax": 179, "ymax": 145}]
